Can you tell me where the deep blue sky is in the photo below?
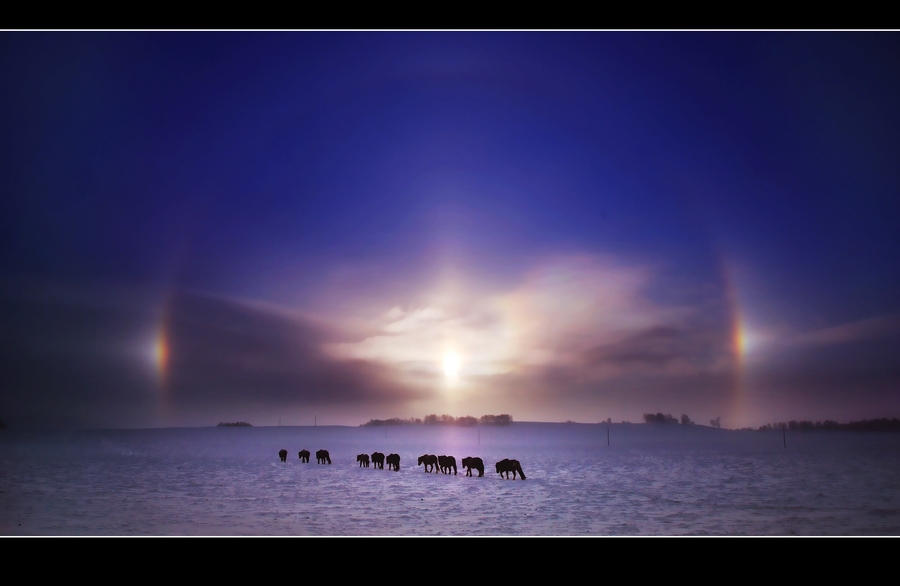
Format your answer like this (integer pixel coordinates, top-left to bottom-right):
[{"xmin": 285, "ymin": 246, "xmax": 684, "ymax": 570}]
[{"xmin": 2, "ymin": 32, "xmax": 899, "ymax": 428}]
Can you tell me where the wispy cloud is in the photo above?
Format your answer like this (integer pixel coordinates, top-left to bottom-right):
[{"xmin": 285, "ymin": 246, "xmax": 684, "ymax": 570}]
[
  {"xmin": 323, "ymin": 255, "xmax": 733, "ymax": 413},
  {"xmin": 163, "ymin": 292, "xmax": 424, "ymax": 407},
  {"xmin": 790, "ymin": 314, "xmax": 900, "ymax": 347}
]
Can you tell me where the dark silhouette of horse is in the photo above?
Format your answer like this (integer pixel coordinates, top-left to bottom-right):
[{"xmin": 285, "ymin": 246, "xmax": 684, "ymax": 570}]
[
  {"xmin": 316, "ymin": 449, "xmax": 331, "ymax": 464},
  {"xmin": 418, "ymin": 454, "xmax": 438, "ymax": 472},
  {"xmin": 298, "ymin": 449, "xmax": 310, "ymax": 463},
  {"xmin": 462, "ymin": 456, "xmax": 484, "ymax": 477},
  {"xmin": 371, "ymin": 452, "xmax": 385, "ymax": 469},
  {"xmin": 495, "ymin": 459, "xmax": 526, "ymax": 480},
  {"xmin": 278, "ymin": 449, "xmax": 287, "ymax": 462},
  {"xmin": 386, "ymin": 453, "xmax": 400, "ymax": 471},
  {"xmin": 438, "ymin": 455, "xmax": 457, "ymax": 475},
  {"xmin": 357, "ymin": 454, "xmax": 370, "ymax": 467}
]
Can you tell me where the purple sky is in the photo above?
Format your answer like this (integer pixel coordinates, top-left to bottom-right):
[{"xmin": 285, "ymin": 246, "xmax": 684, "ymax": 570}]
[{"xmin": 2, "ymin": 32, "xmax": 900, "ymax": 429}]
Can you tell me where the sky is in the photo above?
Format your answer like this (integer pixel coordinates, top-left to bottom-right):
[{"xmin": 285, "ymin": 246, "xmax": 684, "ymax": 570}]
[{"xmin": 2, "ymin": 32, "xmax": 899, "ymax": 429}]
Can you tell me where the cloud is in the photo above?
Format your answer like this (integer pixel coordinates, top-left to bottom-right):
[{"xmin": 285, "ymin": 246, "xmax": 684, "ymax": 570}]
[
  {"xmin": 790, "ymin": 313, "xmax": 900, "ymax": 347},
  {"xmin": 0, "ymin": 280, "xmax": 163, "ymax": 428},
  {"xmin": 0, "ymin": 283, "xmax": 426, "ymax": 428},
  {"xmin": 734, "ymin": 313, "xmax": 900, "ymax": 423},
  {"xmin": 582, "ymin": 323, "xmax": 733, "ymax": 374},
  {"xmin": 323, "ymin": 254, "xmax": 735, "ymax": 416},
  {"xmin": 163, "ymin": 292, "xmax": 424, "ymax": 408},
  {"xmin": 23, "ymin": 253, "xmax": 900, "ymax": 428}
]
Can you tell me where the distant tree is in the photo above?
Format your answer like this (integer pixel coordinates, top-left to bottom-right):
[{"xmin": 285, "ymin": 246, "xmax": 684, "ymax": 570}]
[
  {"xmin": 457, "ymin": 416, "xmax": 478, "ymax": 426},
  {"xmin": 710, "ymin": 417, "xmax": 721, "ymax": 429},
  {"xmin": 681, "ymin": 414, "xmax": 693, "ymax": 425},
  {"xmin": 644, "ymin": 413, "xmax": 678, "ymax": 424},
  {"xmin": 424, "ymin": 414, "xmax": 439, "ymax": 425},
  {"xmin": 361, "ymin": 417, "xmax": 417, "ymax": 427},
  {"xmin": 479, "ymin": 414, "xmax": 513, "ymax": 426}
]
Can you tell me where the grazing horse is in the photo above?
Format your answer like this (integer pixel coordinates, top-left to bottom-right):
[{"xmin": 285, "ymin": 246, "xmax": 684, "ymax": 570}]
[
  {"xmin": 495, "ymin": 459, "xmax": 526, "ymax": 480},
  {"xmin": 418, "ymin": 454, "xmax": 439, "ymax": 472},
  {"xmin": 316, "ymin": 449, "xmax": 332, "ymax": 464},
  {"xmin": 461, "ymin": 457, "xmax": 484, "ymax": 477},
  {"xmin": 278, "ymin": 449, "xmax": 288, "ymax": 462},
  {"xmin": 357, "ymin": 454, "xmax": 370, "ymax": 467},
  {"xmin": 298, "ymin": 449, "xmax": 310, "ymax": 463},
  {"xmin": 371, "ymin": 452, "xmax": 385, "ymax": 469},
  {"xmin": 386, "ymin": 453, "xmax": 400, "ymax": 471},
  {"xmin": 438, "ymin": 455, "xmax": 457, "ymax": 475}
]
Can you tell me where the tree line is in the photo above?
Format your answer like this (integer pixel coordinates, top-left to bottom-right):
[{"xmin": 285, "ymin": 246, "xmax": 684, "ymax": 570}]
[
  {"xmin": 750, "ymin": 418, "xmax": 900, "ymax": 432},
  {"xmin": 643, "ymin": 413, "xmax": 701, "ymax": 426},
  {"xmin": 641, "ymin": 414, "xmax": 900, "ymax": 432},
  {"xmin": 361, "ymin": 414, "xmax": 513, "ymax": 427}
]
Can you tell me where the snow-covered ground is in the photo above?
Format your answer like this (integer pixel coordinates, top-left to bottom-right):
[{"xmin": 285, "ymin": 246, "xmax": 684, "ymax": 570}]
[{"xmin": 2, "ymin": 423, "xmax": 899, "ymax": 535}]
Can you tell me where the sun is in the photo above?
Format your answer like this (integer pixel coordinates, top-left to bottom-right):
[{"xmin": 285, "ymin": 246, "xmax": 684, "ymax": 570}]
[{"xmin": 443, "ymin": 351, "xmax": 460, "ymax": 383}]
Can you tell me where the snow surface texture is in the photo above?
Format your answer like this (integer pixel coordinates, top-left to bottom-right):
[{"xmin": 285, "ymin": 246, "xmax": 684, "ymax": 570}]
[{"xmin": 2, "ymin": 423, "xmax": 899, "ymax": 536}]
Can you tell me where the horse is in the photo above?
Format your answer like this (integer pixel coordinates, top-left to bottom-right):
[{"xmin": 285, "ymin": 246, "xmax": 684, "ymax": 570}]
[
  {"xmin": 298, "ymin": 449, "xmax": 310, "ymax": 463},
  {"xmin": 386, "ymin": 453, "xmax": 400, "ymax": 471},
  {"xmin": 495, "ymin": 458, "xmax": 526, "ymax": 480},
  {"xmin": 316, "ymin": 449, "xmax": 332, "ymax": 464},
  {"xmin": 278, "ymin": 449, "xmax": 287, "ymax": 462},
  {"xmin": 438, "ymin": 455, "xmax": 457, "ymax": 475},
  {"xmin": 461, "ymin": 456, "xmax": 484, "ymax": 477},
  {"xmin": 371, "ymin": 452, "xmax": 385, "ymax": 469},
  {"xmin": 357, "ymin": 454, "xmax": 370, "ymax": 467},
  {"xmin": 418, "ymin": 454, "xmax": 438, "ymax": 472}
]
